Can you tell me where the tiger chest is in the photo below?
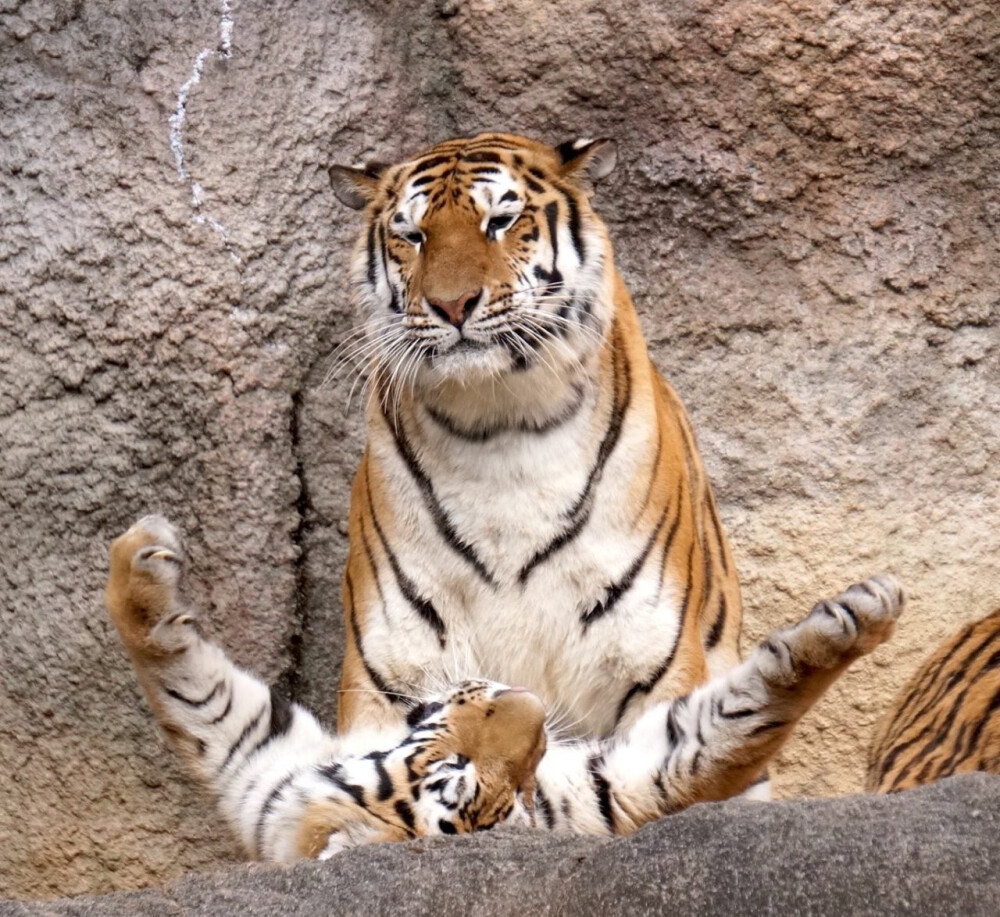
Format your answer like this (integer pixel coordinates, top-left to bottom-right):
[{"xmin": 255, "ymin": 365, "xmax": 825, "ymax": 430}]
[{"xmin": 360, "ymin": 409, "xmax": 685, "ymax": 736}]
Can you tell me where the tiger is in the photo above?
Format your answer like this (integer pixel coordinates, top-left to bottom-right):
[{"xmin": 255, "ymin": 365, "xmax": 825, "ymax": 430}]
[
  {"xmin": 867, "ymin": 607, "xmax": 1000, "ymax": 793},
  {"xmin": 107, "ymin": 514, "xmax": 902, "ymax": 858},
  {"xmin": 107, "ymin": 131, "xmax": 906, "ymax": 857},
  {"xmin": 327, "ymin": 132, "xmax": 747, "ymax": 744}
]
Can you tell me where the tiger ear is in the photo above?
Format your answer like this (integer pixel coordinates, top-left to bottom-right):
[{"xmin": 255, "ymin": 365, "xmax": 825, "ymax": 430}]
[
  {"xmin": 328, "ymin": 162, "xmax": 389, "ymax": 210},
  {"xmin": 555, "ymin": 138, "xmax": 618, "ymax": 182}
]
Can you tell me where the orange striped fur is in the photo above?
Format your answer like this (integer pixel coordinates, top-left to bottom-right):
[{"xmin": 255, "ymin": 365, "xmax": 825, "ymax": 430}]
[{"xmin": 867, "ymin": 607, "xmax": 1000, "ymax": 792}]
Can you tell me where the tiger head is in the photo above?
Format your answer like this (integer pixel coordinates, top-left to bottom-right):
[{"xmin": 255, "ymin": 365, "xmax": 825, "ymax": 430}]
[
  {"xmin": 329, "ymin": 133, "xmax": 618, "ymax": 389},
  {"xmin": 403, "ymin": 679, "xmax": 547, "ymax": 835}
]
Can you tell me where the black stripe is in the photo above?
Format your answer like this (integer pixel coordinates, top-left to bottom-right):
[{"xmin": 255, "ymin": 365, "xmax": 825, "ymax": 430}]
[
  {"xmin": 534, "ymin": 786, "xmax": 555, "ymax": 830},
  {"xmin": 964, "ymin": 682, "xmax": 1000, "ymax": 759},
  {"xmin": 437, "ymin": 817, "xmax": 458, "ymax": 835},
  {"xmin": 525, "ymin": 175, "xmax": 545, "ymax": 194},
  {"xmin": 254, "ymin": 771, "xmax": 296, "ymax": 856},
  {"xmin": 519, "ymin": 328, "xmax": 632, "ymax": 583},
  {"xmin": 633, "ymin": 434, "xmax": 663, "ymax": 525},
  {"xmin": 562, "ymin": 190, "xmax": 585, "ymax": 263},
  {"xmin": 359, "ymin": 517, "xmax": 388, "ymax": 608},
  {"xmin": 207, "ymin": 689, "xmax": 234, "ymax": 725},
  {"xmin": 318, "ymin": 762, "xmax": 366, "ymax": 807},
  {"xmin": 219, "ymin": 703, "xmax": 267, "ymax": 774},
  {"xmin": 365, "ymin": 223, "xmax": 377, "ymax": 288},
  {"xmin": 932, "ymin": 720, "xmax": 972, "ymax": 782},
  {"xmin": 665, "ymin": 705, "xmax": 684, "ymax": 746},
  {"xmin": 241, "ymin": 688, "xmax": 296, "ymax": 765},
  {"xmin": 463, "ymin": 151, "xmax": 503, "ymax": 164},
  {"xmin": 749, "ymin": 720, "xmax": 786, "ymax": 737},
  {"xmin": 346, "ymin": 569, "xmax": 414, "ymax": 701},
  {"xmin": 544, "ymin": 200, "xmax": 560, "ymax": 264},
  {"xmin": 367, "ymin": 750, "xmax": 393, "ymax": 802},
  {"xmin": 462, "ymin": 138, "xmax": 520, "ymax": 151},
  {"xmin": 381, "ymin": 407, "xmax": 495, "ymax": 588},
  {"xmin": 396, "ymin": 800, "xmax": 417, "ymax": 833},
  {"xmin": 163, "ymin": 679, "xmax": 224, "ymax": 708},
  {"xmin": 581, "ymin": 496, "xmax": 673, "ymax": 629},
  {"xmin": 409, "ymin": 174, "xmax": 436, "ymax": 188},
  {"xmin": 587, "ymin": 754, "xmax": 616, "ymax": 833},
  {"xmin": 717, "ymin": 703, "xmax": 756, "ymax": 720},
  {"xmin": 706, "ymin": 593, "xmax": 727, "ymax": 650},
  {"xmin": 424, "ymin": 383, "xmax": 585, "ymax": 443},
  {"xmin": 707, "ymin": 498, "xmax": 730, "ymax": 575},
  {"xmin": 612, "ymin": 521, "xmax": 692, "ymax": 727},
  {"xmin": 364, "ymin": 468, "xmax": 448, "ymax": 645},
  {"xmin": 410, "ymin": 155, "xmax": 453, "ymax": 177},
  {"xmin": 268, "ymin": 687, "xmax": 294, "ymax": 739}
]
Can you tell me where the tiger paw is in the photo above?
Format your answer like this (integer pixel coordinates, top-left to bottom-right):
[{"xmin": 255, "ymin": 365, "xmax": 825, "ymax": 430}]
[
  {"xmin": 106, "ymin": 515, "xmax": 194, "ymax": 656},
  {"xmin": 792, "ymin": 574, "xmax": 905, "ymax": 669}
]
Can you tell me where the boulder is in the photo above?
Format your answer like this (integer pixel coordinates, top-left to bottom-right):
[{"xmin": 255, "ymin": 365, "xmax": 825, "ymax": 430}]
[{"xmin": 6, "ymin": 776, "xmax": 1000, "ymax": 916}]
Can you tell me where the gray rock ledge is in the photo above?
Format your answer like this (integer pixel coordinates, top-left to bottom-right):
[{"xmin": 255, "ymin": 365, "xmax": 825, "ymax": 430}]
[{"xmin": 6, "ymin": 774, "xmax": 999, "ymax": 917}]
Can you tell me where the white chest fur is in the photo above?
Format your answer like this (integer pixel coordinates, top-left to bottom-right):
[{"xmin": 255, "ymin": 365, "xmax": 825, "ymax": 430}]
[{"xmin": 360, "ymin": 370, "xmax": 683, "ymax": 738}]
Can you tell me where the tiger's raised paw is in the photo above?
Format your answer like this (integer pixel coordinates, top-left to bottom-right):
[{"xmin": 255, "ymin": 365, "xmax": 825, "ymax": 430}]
[
  {"xmin": 794, "ymin": 574, "xmax": 905, "ymax": 669},
  {"xmin": 106, "ymin": 515, "xmax": 197, "ymax": 658},
  {"xmin": 761, "ymin": 574, "xmax": 905, "ymax": 684}
]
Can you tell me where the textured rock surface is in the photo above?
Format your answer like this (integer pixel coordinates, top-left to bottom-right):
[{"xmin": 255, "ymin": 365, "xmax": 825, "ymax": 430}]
[
  {"xmin": 7, "ymin": 777, "xmax": 1000, "ymax": 916},
  {"xmin": 1, "ymin": 0, "xmax": 998, "ymax": 900}
]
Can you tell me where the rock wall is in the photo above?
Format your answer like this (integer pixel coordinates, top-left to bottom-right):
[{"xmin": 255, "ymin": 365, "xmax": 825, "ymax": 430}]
[{"xmin": 1, "ymin": 0, "xmax": 997, "ymax": 900}]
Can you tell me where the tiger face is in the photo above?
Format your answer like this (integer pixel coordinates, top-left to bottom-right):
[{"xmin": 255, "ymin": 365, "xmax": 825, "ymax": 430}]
[
  {"xmin": 330, "ymin": 133, "xmax": 618, "ymax": 385},
  {"xmin": 404, "ymin": 679, "xmax": 547, "ymax": 834}
]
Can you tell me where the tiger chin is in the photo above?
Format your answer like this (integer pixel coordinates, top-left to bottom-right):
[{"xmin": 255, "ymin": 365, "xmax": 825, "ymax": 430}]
[{"xmin": 107, "ymin": 132, "xmax": 908, "ymax": 859}]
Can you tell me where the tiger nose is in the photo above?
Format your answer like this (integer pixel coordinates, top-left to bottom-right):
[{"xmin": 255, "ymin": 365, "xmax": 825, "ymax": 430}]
[{"xmin": 427, "ymin": 289, "xmax": 481, "ymax": 328}]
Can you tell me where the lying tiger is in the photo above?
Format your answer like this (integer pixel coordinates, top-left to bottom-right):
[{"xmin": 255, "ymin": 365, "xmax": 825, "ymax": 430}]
[
  {"xmin": 108, "ymin": 515, "xmax": 900, "ymax": 857},
  {"xmin": 107, "ymin": 132, "xmax": 905, "ymax": 859}
]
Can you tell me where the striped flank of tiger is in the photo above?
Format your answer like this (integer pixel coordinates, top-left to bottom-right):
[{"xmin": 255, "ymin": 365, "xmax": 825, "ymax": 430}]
[{"xmin": 867, "ymin": 607, "xmax": 1000, "ymax": 792}]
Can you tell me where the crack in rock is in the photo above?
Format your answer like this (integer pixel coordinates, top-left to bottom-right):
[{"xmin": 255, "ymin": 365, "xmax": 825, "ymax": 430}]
[{"xmin": 168, "ymin": 0, "xmax": 241, "ymax": 264}]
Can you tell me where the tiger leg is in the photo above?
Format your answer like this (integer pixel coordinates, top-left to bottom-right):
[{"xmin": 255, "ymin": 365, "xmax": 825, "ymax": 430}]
[
  {"xmin": 526, "ymin": 575, "xmax": 904, "ymax": 834},
  {"xmin": 106, "ymin": 515, "xmax": 405, "ymax": 862}
]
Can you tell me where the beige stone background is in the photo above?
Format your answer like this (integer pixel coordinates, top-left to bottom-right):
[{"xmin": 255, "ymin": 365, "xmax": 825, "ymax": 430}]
[{"xmin": 1, "ymin": 0, "xmax": 997, "ymax": 901}]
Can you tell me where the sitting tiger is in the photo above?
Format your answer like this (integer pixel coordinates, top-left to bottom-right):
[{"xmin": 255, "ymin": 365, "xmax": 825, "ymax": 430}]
[
  {"xmin": 867, "ymin": 607, "xmax": 1000, "ymax": 793},
  {"xmin": 107, "ymin": 132, "xmax": 905, "ymax": 858}
]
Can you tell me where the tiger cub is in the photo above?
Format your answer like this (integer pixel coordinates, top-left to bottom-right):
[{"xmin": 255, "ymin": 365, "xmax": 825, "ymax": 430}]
[
  {"xmin": 867, "ymin": 607, "xmax": 1000, "ymax": 793},
  {"xmin": 107, "ymin": 515, "xmax": 903, "ymax": 858}
]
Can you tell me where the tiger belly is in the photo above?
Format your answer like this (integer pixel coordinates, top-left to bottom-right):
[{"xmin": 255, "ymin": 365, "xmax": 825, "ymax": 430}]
[{"xmin": 360, "ymin": 564, "xmax": 685, "ymax": 739}]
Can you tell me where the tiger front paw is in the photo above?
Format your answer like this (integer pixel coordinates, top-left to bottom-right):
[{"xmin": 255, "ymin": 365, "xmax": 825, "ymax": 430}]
[
  {"xmin": 106, "ymin": 515, "xmax": 196, "ymax": 656},
  {"xmin": 793, "ymin": 574, "xmax": 905, "ymax": 669}
]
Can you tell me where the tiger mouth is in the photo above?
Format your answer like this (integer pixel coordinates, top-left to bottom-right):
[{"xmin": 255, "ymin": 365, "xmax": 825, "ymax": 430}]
[{"xmin": 445, "ymin": 338, "xmax": 493, "ymax": 354}]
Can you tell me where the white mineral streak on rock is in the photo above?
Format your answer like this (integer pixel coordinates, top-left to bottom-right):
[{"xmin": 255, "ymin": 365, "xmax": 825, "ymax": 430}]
[{"xmin": 168, "ymin": 0, "xmax": 241, "ymax": 263}]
